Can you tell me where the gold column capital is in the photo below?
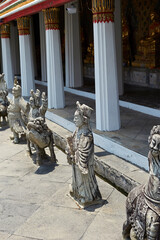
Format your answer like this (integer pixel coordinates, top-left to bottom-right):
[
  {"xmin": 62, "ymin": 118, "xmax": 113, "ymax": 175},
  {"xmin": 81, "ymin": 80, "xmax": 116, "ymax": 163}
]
[
  {"xmin": 43, "ymin": 8, "xmax": 60, "ymax": 30},
  {"xmin": 92, "ymin": 0, "xmax": 114, "ymax": 23},
  {"xmin": 17, "ymin": 16, "xmax": 30, "ymax": 35},
  {"xmin": 1, "ymin": 24, "xmax": 10, "ymax": 38}
]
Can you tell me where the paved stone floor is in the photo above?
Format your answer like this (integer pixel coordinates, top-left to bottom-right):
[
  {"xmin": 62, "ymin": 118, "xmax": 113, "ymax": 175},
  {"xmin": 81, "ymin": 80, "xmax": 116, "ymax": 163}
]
[{"xmin": 0, "ymin": 126, "xmax": 126, "ymax": 240}]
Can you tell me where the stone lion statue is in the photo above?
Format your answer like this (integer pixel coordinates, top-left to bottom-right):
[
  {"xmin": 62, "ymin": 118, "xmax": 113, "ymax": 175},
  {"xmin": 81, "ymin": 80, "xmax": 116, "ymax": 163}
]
[
  {"xmin": 122, "ymin": 125, "xmax": 160, "ymax": 240},
  {"xmin": 26, "ymin": 117, "xmax": 56, "ymax": 166}
]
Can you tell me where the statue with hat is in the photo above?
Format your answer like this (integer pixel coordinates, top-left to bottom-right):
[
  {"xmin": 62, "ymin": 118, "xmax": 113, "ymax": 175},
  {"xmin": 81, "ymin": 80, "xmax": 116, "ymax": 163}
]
[
  {"xmin": 66, "ymin": 101, "xmax": 102, "ymax": 207},
  {"xmin": 7, "ymin": 77, "xmax": 29, "ymax": 143}
]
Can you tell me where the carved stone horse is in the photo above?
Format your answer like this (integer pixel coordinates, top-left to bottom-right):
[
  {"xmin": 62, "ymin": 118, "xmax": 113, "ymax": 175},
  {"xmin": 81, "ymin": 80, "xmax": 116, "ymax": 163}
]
[
  {"xmin": 123, "ymin": 125, "xmax": 160, "ymax": 240},
  {"xmin": 26, "ymin": 117, "xmax": 56, "ymax": 166}
]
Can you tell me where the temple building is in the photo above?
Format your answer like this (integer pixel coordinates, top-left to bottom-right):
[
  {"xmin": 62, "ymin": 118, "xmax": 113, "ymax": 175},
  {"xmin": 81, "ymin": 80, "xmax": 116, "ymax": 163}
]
[{"xmin": 0, "ymin": 0, "xmax": 160, "ymax": 132}]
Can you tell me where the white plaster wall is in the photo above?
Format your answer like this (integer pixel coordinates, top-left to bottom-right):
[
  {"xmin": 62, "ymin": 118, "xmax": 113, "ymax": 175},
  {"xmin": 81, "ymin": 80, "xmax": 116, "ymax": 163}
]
[
  {"xmin": 19, "ymin": 35, "xmax": 35, "ymax": 96},
  {"xmin": 46, "ymin": 30, "xmax": 64, "ymax": 109},
  {"xmin": 115, "ymin": 0, "xmax": 123, "ymax": 96},
  {"xmin": 93, "ymin": 22, "xmax": 120, "ymax": 131},
  {"xmin": 39, "ymin": 11, "xmax": 47, "ymax": 82},
  {"xmin": 30, "ymin": 17, "xmax": 37, "ymax": 80},
  {"xmin": 1, "ymin": 38, "xmax": 14, "ymax": 89},
  {"xmin": 10, "ymin": 22, "xmax": 20, "ymax": 76},
  {"xmin": 65, "ymin": 2, "xmax": 82, "ymax": 88}
]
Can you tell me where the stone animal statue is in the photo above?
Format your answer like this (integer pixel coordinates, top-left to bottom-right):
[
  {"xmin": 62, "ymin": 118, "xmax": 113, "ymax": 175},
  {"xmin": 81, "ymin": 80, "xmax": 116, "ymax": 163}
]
[
  {"xmin": 123, "ymin": 125, "xmax": 160, "ymax": 240},
  {"xmin": 7, "ymin": 78, "xmax": 29, "ymax": 143},
  {"xmin": 0, "ymin": 90, "xmax": 9, "ymax": 124},
  {"xmin": 26, "ymin": 117, "xmax": 56, "ymax": 166},
  {"xmin": 65, "ymin": 101, "xmax": 101, "ymax": 207}
]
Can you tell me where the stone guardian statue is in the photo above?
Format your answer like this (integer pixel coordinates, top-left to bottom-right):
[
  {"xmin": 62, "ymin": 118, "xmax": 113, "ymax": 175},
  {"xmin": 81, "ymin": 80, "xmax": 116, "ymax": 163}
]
[
  {"xmin": 123, "ymin": 125, "xmax": 160, "ymax": 240},
  {"xmin": 66, "ymin": 101, "xmax": 102, "ymax": 207},
  {"xmin": 7, "ymin": 78, "xmax": 29, "ymax": 143},
  {"xmin": 0, "ymin": 73, "xmax": 9, "ymax": 124},
  {"xmin": 26, "ymin": 89, "xmax": 56, "ymax": 166}
]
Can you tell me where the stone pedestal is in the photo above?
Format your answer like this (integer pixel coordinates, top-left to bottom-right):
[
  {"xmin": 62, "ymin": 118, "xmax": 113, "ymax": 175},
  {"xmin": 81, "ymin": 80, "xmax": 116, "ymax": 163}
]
[
  {"xmin": 17, "ymin": 17, "xmax": 35, "ymax": 97},
  {"xmin": 43, "ymin": 8, "xmax": 64, "ymax": 109},
  {"xmin": 92, "ymin": 0, "xmax": 120, "ymax": 131},
  {"xmin": 65, "ymin": 1, "xmax": 82, "ymax": 88},
  {"xmin": 1, "ymin": 24, "xmax": 14, "ymax": 89}
]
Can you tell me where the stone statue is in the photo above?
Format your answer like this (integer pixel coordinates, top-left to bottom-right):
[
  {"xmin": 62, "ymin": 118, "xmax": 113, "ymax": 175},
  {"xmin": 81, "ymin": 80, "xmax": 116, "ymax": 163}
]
[
  {"xmin": 7, "ymin": 78, "xmax": 29, "ymax": 143},
  {"xmin": 66, "ymin": 101, "xmax": 102, "ymax": 207},
  {"xmin": 0, "ymin": 90, "xmax": 9, "ymax": 124},
  {"xmin": 123, "ymin": 125, "xmax": 160, "ymax": 240},
  {"xmin": 26, "ymin": 117, "xmax": 56, "ymax": 166},
  {"xmin": 0, "ymin": 73, "xmax": 9, "ymax": 124},
  {"xmin": 26, "ymin": 89, "xmax": 56, "ymax": 166},
  {"xmin": 28, "ymin": 89, "xmax": 47, "ymax": 122}
]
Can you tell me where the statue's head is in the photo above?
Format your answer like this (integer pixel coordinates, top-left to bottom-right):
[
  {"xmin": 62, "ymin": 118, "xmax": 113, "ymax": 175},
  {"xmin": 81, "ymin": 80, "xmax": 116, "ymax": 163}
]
[
  {"xmin": 12, "ymin": 77, "xmax": 21, "ymax": 98},
  {"xmin": 74, "ymin": 101, "xmax": 93, "ymax": 128},
  {"xmin": 148, "ymin": 125, "xmax": 160, "ymax": 157},
  {"xmin": 150, "ymin": 11, "xmax": 160, "ymax": 22},
  {"xmin": 30, "ymin": 89, "xmax": 41, "ymax": 108}
]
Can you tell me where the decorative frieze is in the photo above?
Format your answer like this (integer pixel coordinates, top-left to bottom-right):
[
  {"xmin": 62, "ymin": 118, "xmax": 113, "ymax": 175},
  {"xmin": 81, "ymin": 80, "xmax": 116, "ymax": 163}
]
[
  {"xmin": 1, "ymin": 24, "xmax": 10, "ymax": 38},
  {"xmin": 43, "ymin": 8, "xmax": 60, "ymax": 30},
  {"xmin": 92, "ymin": 0, "xmax": 114, "ymax": 23},
  {"xmin": 17, "ymin": 16, "xmax": 30, "ymax": 35}
]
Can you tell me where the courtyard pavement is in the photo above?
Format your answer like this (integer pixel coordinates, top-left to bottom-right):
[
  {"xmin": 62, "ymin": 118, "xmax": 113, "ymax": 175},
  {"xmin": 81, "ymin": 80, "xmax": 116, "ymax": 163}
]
[{"xmin": 0, "ymin": 125, "xmax": 126, "ymax": 240}]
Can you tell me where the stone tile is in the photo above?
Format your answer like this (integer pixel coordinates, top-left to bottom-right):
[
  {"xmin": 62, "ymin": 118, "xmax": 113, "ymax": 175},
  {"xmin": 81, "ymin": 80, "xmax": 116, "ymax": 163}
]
[
  {"xmin": 0, "ymin": 158, "xmax": 36, "ymax": 178},
  {"xmin": 0, "ymin": 199, "xmax": 39, "ymax": 234},
  {"xmin": 0, "ymin": 231, "xmax": 11, "ymax": 240},
  {"xmin": 101, "ymin": 188, "xmax": 126, "ymax": 217},
  {"xmin": 0, "ymin": 142, "xmax": 25, "ymax": 160},
  {"xmin": 82, "ymin": 213, "xmax": 125, "ymax": 240},
  {"xmin": 34, "ymin": 164, "xmax": 72, "ymax": 183},
  {"xmin": 0, "ymin": 177, "xmax": 64, "ymax": 204},
  {"xmin": 0, "ymin": 176, "xmax": 18, "ymax": 192},
  {"xmin": 8, "ymin": 235, "xmax": 42, "ymax": 240},
  {"xmin": 15, "ymin": 205, "xmax": 96, "ymax": 240}
]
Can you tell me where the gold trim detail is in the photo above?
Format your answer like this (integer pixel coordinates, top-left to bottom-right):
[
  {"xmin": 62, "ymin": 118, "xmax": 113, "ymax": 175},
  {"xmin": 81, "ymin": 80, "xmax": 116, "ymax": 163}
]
[
  {"xmin": 92, "ymin": 0, "xmax": 114, "ymax": 23},
  {"xmin": 1, "ymin": 24, "xmax": 10, "ymax": 38},
  {"xmin": 17, "ymin": 16, "xmax": 30, "ymax": 35},
  {"xmin": 43, "ymin": 8, "xmax": 60, "ymax": 30}
]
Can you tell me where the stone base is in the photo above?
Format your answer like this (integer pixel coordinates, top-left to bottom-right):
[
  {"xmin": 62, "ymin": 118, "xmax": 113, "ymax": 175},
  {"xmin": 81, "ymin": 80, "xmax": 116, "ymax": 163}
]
[
  {"xmin": 124, "ymin": 67, "xmax": 160, "ymax": 89},
  {"xmin": 66, "ymin": 193, "xmax": 105, "ymax": 209}
]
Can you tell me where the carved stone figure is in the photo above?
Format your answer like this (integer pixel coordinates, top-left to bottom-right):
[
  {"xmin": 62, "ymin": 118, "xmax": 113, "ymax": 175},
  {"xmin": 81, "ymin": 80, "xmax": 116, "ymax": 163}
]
[
  {"xmin": 7, "ymin": 78, "xmax": 29, "ymax": 143},
  {"xmin": 123, "ymin": 125, "xmax": 160, "ymax": 240},
  {"xmin": 0, "ymin": 90, "xmax": 9, "ymax": 124},
  {"xmin": 66, "ymin": 101, "xmax": 102, "ymax": 207},
  {"xmin": 26, "ymin": 117, "xmax": 56, "ymax": 166},
  {"xmin": 28, "ymin": 89, "xmax": 47, "ymax": 122},
  {"xmin": 0, "ymin": 73, "xmax": 9, "ymax": 124},
  {"xmin": 26, "ymin": 89, "xmax": 56, "ymax": 165}
]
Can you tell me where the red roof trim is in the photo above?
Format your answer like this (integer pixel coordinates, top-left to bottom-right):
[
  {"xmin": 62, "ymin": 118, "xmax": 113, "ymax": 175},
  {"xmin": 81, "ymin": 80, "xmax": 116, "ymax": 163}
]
[{"xmin": 1, "ymin": 0, "xmax": 73, "ymax": 23}]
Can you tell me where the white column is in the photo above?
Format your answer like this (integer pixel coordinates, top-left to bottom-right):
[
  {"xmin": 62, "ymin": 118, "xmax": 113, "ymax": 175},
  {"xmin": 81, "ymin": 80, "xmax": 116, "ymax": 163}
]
[
  {"xmin": 39, "ymin": 11, "xmax": 47, "ymax": 82},
  {"xmin": 1, "ymin": 24, "xmax": 14, "ymax": 89},
  {"xmin": 65, "ymin": 1, "xmax": 82, "ymax": 88},
  {"xmin": 44, "ymin": 8, "xmax": 64, "ymax": 109},
  {"xmin": 115, "ymin": 0, "xmax": 123, "ymax": 95},
  {"xmin": 92, "ymin": 1, "xmax": 121, "ymax": 131},
  {"xmin": 17, "ymin": 17, "xmax": 35, "ymax": 97}
]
